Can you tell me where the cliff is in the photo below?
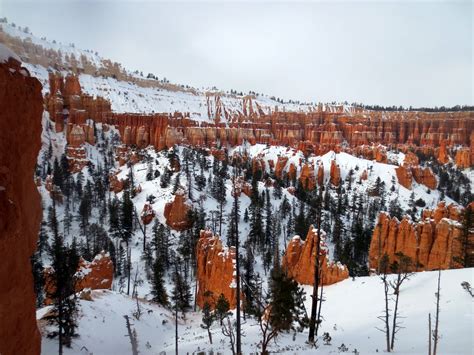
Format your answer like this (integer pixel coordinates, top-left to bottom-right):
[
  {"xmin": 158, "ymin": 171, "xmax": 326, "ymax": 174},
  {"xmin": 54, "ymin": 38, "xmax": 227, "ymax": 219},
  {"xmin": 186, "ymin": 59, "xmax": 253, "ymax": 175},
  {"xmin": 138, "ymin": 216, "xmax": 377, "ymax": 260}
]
[
  {"xmin": 368, "ymin": 202, "xmax": 472, "ymax": 271},
  {"xmin": 0, "ymin": 48, "xmax": 43, "ymax": 355},
  {"xmin": 43, "ymin": 73, "xmax": 473, "ymax": 174},
  {"xmin": 196, "ymin": 230, "xmax": 237, "ymax": 309},
  {"xmin": 282, "ymin": 227, "xmax": 349, "ymax": 286}
]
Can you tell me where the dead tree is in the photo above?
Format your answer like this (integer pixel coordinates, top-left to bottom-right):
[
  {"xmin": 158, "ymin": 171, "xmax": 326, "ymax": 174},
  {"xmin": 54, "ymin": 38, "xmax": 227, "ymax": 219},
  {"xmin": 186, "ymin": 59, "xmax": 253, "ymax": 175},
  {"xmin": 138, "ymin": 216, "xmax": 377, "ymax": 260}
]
[
  {"xmin": 432, "ymin": 270, "xmax": 441, "ymax": 355},
  {"xmin": 428, "ymin": 313, "xmax": 432, "ymax": 355},
  {"xmin": 308, "ymin": 187, "xmax": 323, "ymax": 344},
  {"xmin": 124, "ymin": 315, "xmax": 139, "ymax": 355},
  {"xmin": 376, "ymin": 254, "xmax": 391, "ymax": 352},
  {"xmin": 389, "ymin": 253, "xmax": 413, "ymax": 350},
  {"xmin": 221, "ymin": 316, "xmax": 237, "ymax": 355}
]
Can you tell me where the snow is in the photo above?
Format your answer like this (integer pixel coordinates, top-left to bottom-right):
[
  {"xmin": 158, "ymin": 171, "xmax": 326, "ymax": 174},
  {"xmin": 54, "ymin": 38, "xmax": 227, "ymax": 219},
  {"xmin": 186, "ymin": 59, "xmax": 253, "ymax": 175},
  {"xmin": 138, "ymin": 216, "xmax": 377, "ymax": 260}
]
[
  {"xmin": 0, "ymin": 43, "xmax": 20, "ymax": 64},
  {"xmin": 38, "ymin": 268, "xmax": 474, "ymax": 354}
]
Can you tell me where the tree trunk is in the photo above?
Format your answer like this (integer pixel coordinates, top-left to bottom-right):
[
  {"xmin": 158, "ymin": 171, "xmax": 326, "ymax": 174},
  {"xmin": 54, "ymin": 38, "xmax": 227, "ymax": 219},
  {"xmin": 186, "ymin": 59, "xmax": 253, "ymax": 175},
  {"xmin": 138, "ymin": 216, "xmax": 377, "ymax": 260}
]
[
  {"xmin": 433, "ymin": 270, "xmax": 441, "ymax": 355},
  {"xmin": 428, "ymin": 313, "xmax": 432, "ymax": 355},
  {"xmin": 127, "ymin": 243, "xmax": 131, "ymax": 296},
  {"xmin": 308, "ymin": 189, "xmax": 322, "ymax": 343},
  {"xmin": 175, "ymin": 302, "xmax": 178, "ymax": 355},
  {"xmin": 234, "ymin": 187, "xmax": 242, "ymax": 354},
  {"xmin": 208, "ymin": 328, "xmax": 213, "ymax": 344},
  {"xmin": 384, "ymin": 280, "xmax": 391, "ymax": 352},
  {"xmin": 391, "ymin": 275, "xmax": 401, "ymax": 350}
]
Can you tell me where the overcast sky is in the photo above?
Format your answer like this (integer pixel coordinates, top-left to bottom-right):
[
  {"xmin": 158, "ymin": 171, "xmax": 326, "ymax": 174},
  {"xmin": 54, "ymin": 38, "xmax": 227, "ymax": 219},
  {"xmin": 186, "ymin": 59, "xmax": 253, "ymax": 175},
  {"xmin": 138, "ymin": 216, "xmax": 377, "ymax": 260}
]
[{"xmin": 1, "ymin": 0, "xmax": 472, "ymax": 107}]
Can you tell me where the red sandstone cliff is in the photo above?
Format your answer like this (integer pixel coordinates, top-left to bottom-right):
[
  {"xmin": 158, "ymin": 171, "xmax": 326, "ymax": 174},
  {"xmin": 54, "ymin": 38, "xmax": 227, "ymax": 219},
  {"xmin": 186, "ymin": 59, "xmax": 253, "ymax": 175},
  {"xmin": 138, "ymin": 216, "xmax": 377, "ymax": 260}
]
[
  {"xmin": 0, "ymin": 50, "xmax": 43, "ymax": 355},
  {"xmin": 282, "ymin": 227, "xmax": 349, "ymax": 286},
  {"xmin": 196, "ymin": 230, "xmax": 237, "ymax": 309},
  {"xmin": 43, "ymin": 72, "xmax": 474, "ymax": 171},
  {"xmin": 368, "ymin": 202, "xmax": 471, "ymax": 272}
]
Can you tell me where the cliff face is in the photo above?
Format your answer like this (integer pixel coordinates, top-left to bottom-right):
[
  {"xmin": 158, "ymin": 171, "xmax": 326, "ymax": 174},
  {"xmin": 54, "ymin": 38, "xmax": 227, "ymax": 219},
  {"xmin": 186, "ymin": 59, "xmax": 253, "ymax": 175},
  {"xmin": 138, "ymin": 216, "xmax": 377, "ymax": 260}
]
[
  {"xmin": 282, "ymin": 227, "xmax": 349, "ymax": 286},
  {"xmin": 196, "ymin": 230, "xmax": 237, "ymax": 309},
  {"xmin": 0, "ymin": 52, "xmax": 43, "ymax": 355},
  {"xmin": 44, "ymin": 73, "xmax": 474, "ymax": 172},
  {"xmin": 368, "ymin": 202, "xmax": 471, "ymax": 271}
]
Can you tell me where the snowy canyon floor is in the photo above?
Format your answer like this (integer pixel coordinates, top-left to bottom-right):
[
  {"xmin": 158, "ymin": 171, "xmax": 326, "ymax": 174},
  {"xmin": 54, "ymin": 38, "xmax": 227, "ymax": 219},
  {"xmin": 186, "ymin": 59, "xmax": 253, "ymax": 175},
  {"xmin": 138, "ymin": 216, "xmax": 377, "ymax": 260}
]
[{"xmin": 38, "ymin": 268, "xmax": 474, "ymax": 355}]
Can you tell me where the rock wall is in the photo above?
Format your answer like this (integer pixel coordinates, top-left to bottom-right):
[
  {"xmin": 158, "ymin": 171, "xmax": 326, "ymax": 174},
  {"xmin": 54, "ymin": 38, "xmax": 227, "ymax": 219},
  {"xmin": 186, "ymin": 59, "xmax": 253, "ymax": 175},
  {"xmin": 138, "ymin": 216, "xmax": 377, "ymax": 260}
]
[
  {"xmin": 282, "ymin": 227, "xmax": 349, "ymax": 286},
  {"xmin": 196, "ymin": 230, "xmax": 237, "ymax": 309},
  {"xmin": 368, "ymin": 202, "xmax": 472, "ymax": 271},
  {"xmin": 44, "ymin": 72, "xmax": 474, "ymax": 172},
  {"xmin": 0, "ymin": 52, "xmax": 43, "ymax": 355}
]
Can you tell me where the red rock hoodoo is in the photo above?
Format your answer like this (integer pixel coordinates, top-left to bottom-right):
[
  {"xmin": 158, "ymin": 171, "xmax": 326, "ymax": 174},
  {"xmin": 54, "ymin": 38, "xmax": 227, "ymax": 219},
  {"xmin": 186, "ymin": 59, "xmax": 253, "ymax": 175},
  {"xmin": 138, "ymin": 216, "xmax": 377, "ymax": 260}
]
[
  {"xmin": 282, "ymin": 227, "xmax": 349, "ymax": 286},
  {"xmin": 140, "ymin": 202, "xmax": 156, "ymax": 225},
  {"xmin": 164, "ymin": 189, "xmax": 193, "ymax": 230},
  {"xmin": 44, "ymin": 252, "xmax": 114, "ymax": 304},
  {"xmin": 0, "ymin": 52, "xmax": 43, "ymax": 355},
  {"xmin": 196, "ymin": 230, "xmax": 237, "ymax": 309},
  {"xmin": 368, "ymin": 202, "xmax": 472, "ymax": 272},
  {"xmin": 329, "ymin": 159, "xmax": 341, "ymax": 186}
]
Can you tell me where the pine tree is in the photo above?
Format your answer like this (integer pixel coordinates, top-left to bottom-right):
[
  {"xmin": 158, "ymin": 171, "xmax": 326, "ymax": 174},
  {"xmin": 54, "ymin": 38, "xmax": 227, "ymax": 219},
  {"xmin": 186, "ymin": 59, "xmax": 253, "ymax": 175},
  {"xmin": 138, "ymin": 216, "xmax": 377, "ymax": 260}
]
[
  {"xmin": 151, "ymin": 256, "xmax": 168, "ymax": 306},
  {"xmin": 172, "ymin": 261, "xmax": 192, "ymax": 318},
  {"xmin": 215, "ymin": 293, "xmax": 231, "ymax": 325},
  {"xmin": 47, "ymin": 203, "xmax": 80, "ymax": 353},
  {"xmin": 201, "ymin": 302, "xmax": 215, "ymax": 344}
]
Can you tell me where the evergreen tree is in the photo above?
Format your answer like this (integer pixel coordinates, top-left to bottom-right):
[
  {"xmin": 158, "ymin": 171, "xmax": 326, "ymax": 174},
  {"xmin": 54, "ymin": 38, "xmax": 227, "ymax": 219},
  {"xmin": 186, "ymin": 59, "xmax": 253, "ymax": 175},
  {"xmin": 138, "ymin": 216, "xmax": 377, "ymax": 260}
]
[
  {"xmin": 172, "ymin": 261, "xmax": 192, "ymax": 318},
  {"xmin": 151, "ymin": 257, "xmax": 168, "ymax": 306},
  {"xmin": 31, "ymin": 251, "xmax": 45, "ymax": 307},
  {"xmin": 215, "ymin": 293, "xmax": 231, "ymax": 325},
  {"xmin": 201, "ymin": 301, "xmax": 215, "ymax": 344},
  {"xmin": 47, "ymin": 203, "xmax": 80, "ymax": 353}
]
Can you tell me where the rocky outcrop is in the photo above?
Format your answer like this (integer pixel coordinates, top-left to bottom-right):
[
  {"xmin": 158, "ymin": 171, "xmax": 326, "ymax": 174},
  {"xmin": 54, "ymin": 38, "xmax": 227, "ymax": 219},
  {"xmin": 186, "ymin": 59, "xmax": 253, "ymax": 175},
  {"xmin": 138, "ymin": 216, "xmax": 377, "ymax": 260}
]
[
  {"xmin": 282, "ymin": 227, "xmax": 349, "ymax": 286},
  {"xmin": 140, "ymin": 202, "xmax": 156, "ymax": 225},
  {"xmin": 455, "ymin": 147, "xmax": 471, "ymax": 168},
  {"xmin": 368, "ymin": 202, "xmax": 471, "ymax": 272},
  {"xmin": 395, "ymin": 165, "xmax": 413, "ymax": 189},
  {"xmin": 0, "ymin": 50, "xmax": 43, "ymax": 355},
  {"xmin": 196, "ymin": 230, "xmax": 237, "ymax": 309},
  {"xmin": 44, "ymin": 252, "xmax": 114, "ymax": 304},
  {"xmin": 164, "ymin": 189, "xmax": 192, "ymax": 230},
  {"xmin": 299, "ymin": 163, "xmax": 316, "ymax": 190},
  {"xmin": 411, "ymin": 166, "xmax": 437, "ymax": 190}
]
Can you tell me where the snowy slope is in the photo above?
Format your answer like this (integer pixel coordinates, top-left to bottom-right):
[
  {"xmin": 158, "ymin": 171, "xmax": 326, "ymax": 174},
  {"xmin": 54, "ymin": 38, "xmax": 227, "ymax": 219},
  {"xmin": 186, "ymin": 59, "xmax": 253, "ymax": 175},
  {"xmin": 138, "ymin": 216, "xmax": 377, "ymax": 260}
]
[
  {"xmin": 231, "ymin": 143, "xmax": 455, "ymax": 212},
  {"xmin": 38, "ymin": 268, "xmax": 474, "ymax": 354}
]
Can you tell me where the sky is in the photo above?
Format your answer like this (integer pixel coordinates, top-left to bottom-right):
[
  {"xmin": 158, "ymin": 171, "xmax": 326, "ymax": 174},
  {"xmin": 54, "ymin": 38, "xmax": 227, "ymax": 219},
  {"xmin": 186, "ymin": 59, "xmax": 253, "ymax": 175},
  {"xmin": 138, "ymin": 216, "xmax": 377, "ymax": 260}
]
[{"xmin": 1, "ymin": 0, "xmax": 472, "ymax": 107}]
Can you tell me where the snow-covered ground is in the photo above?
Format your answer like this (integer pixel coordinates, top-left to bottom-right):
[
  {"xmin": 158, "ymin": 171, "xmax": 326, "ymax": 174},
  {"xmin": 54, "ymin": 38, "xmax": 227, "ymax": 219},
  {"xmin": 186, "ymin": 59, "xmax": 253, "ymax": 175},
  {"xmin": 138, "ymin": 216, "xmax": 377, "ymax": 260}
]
[{"xmin": 38, "ymin": 268, "xmax": 474, "ymax": 354}]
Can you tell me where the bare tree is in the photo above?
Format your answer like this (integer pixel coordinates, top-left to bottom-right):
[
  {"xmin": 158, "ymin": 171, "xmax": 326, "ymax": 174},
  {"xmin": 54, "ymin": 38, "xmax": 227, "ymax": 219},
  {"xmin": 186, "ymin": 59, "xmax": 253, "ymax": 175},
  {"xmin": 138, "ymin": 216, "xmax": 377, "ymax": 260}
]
[
  {"xmin": 432, "ymin": 270, "xmax": 441, "ymax": 355},
  {"xmin": 389, "ymin": 253, "xmax": 413, "ymax": 350},
  {"xmin": 221, "ymin": 316, "xmax": 237, "ymax": 355},
  {"xmin": 124, "ymin": 315, "xmax": 139, "ymax": 355},
  {"xmin": 376, "ymin": 253, "xmax": 392, "ymax": 352},
  {"xmin": 308, "ymin": 187, "xmax": 323, "ymax": 344},
  {"xmin": 428, "ymin": 313, "xmax": 432, "ymax": 355}
]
